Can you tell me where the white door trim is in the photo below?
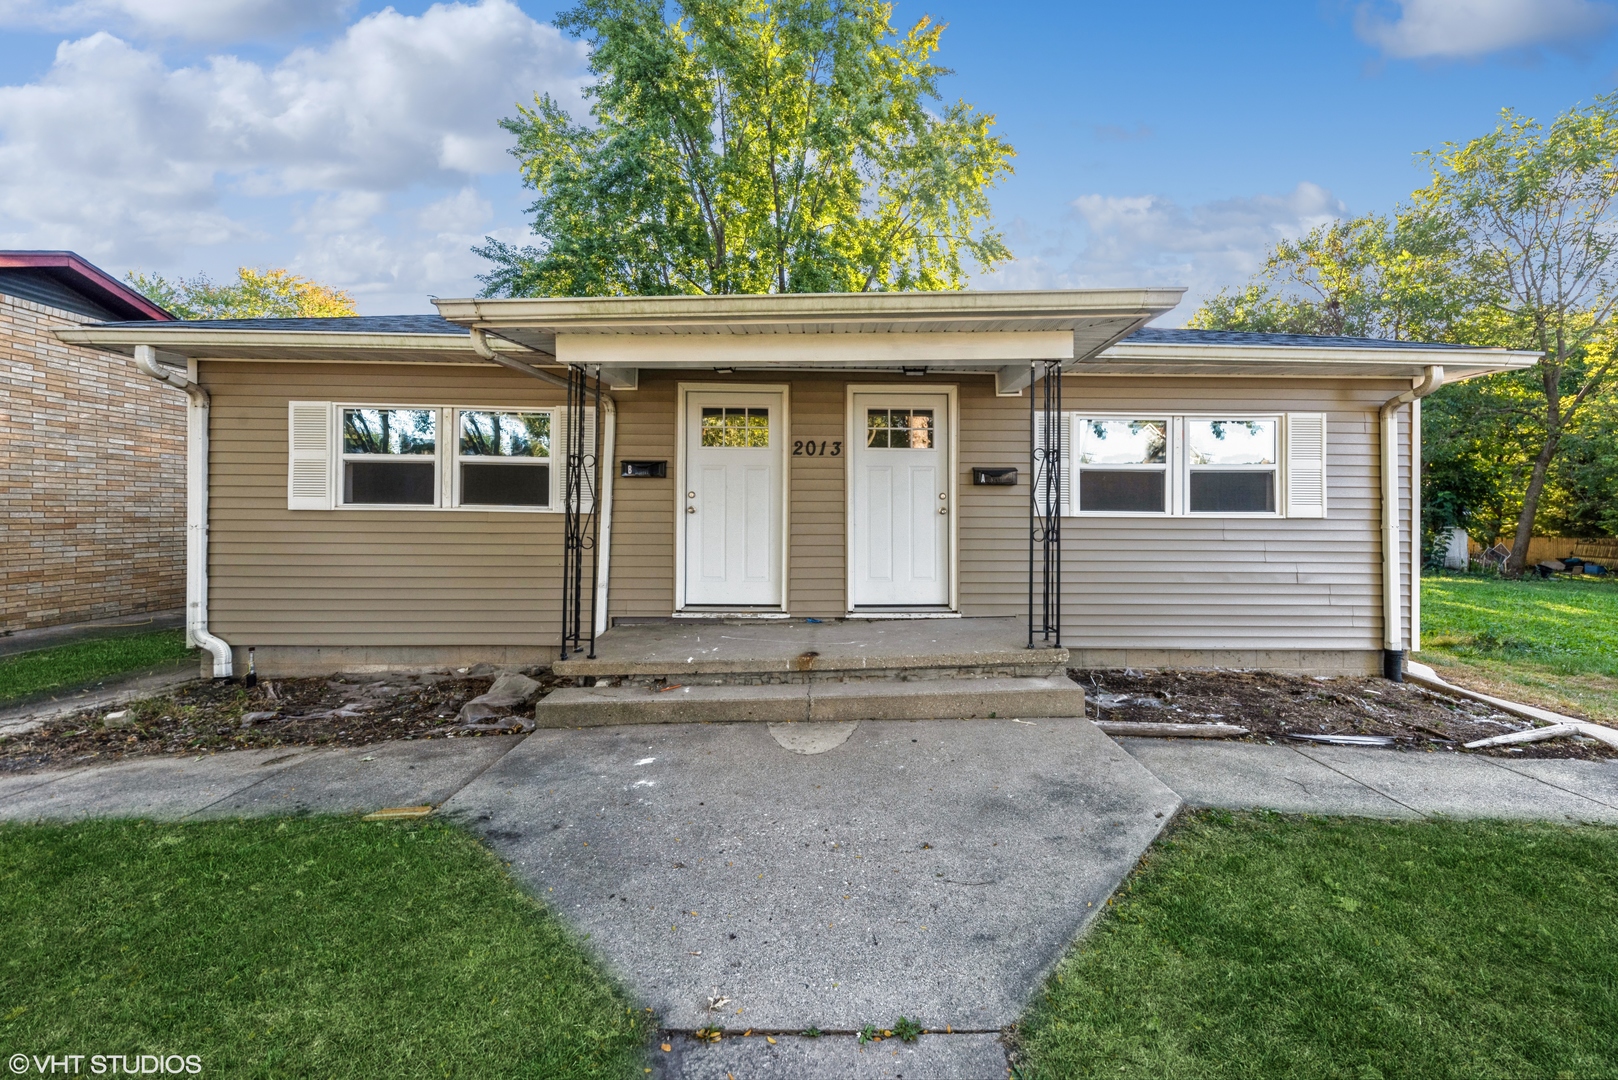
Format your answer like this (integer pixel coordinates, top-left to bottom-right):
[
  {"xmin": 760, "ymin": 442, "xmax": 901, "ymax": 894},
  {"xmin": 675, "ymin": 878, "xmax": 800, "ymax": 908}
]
[
  {"xmin": 844, "ymin": 383, "xmax": 959, "ymax": 613},
  {"xmin": 674, "ymin": 382, "xmax": 791, "ymax": 612}
]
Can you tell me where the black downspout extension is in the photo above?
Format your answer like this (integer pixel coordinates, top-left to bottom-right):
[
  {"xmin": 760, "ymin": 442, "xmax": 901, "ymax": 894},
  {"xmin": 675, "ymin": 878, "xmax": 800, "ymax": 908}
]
[{"xmin": 1383, "ymin": 649, "xmax": 1405, "ymax": 682}]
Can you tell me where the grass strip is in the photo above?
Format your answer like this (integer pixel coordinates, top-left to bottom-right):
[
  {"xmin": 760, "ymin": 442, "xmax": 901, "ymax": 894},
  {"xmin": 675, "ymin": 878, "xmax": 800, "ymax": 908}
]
[
  {"xmin": 1018, "ymin": 810, "xmax": 1618, "ymax": 1079},
  {"xmin": 0, "ymin": 630, "xmax": 195, "ymax": 704},
  {"xmin": 1418, "ymin": 573, "xmax": 1618, "ymax": 719},
  {"xmin": 0, "ymin": 816, "xmax": 647, "ymax": 1078}
]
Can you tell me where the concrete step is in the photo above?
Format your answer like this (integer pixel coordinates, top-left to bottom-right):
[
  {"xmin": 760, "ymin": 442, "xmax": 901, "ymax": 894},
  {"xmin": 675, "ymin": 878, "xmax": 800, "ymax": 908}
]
[
  {"xmin": 534, "ymin": 675, "xmax": 1085, "ymax": 727},
  {"xmin": 551, "ymin": 617, "xmax": 1067, "ymax": 681}
]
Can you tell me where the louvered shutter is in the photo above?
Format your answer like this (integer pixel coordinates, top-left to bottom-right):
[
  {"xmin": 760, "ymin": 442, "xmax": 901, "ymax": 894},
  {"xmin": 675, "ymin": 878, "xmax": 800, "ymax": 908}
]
[
  {"xmin": 1032, "ymin": 411, "xmax": 1072, "ymax": 517},
  {"xmin": 553, "ymin": 406, "xmax": 598, "ymax": 512},
  {"xmin": 287, "ymin": 401, "xmax": 333, "ymax": 510},
  {"xmin": 1284, "ymin": 413, "xmax": 1327, "ymax": 518}
]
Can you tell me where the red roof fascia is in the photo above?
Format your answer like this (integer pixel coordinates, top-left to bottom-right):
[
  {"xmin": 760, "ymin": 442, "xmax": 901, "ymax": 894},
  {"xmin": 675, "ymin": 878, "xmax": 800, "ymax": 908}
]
[{"xmin": 0, "ymin": 250, "xmax": 174, "ymax": 321}]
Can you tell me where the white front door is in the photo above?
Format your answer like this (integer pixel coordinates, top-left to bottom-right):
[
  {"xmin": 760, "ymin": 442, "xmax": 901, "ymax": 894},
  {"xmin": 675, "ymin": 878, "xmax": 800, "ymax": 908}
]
[
  {"xmin": 850, "ymin": 391, "xmax": 952, "ymax": 608},
  {"xmin": 682, "ymin": 390, "xmax": 784, "ymax": 607}
]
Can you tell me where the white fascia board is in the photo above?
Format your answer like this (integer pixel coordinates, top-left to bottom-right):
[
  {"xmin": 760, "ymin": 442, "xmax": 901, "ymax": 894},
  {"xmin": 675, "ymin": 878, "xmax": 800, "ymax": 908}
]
[
  {"xmin": 1094, "ymin": 341, "xmax": 1539, "ymax": 373},
  {"xmin": 557, "ymin": 330, "xmax": 1075, "ymax": 368},
  {"xmin": 53, "ymin": 326, "xmax": 479, "ymax": 359}
]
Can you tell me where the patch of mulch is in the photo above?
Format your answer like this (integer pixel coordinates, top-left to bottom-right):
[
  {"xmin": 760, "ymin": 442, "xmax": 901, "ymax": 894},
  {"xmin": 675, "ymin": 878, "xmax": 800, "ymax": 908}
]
[
  {"xmin": 0, "ymin": 666, "xmax": 571, "ymax": 773},
  {"xmin": 1072, "ymin": 668, "xmax": 1618, "ymax": 760}
]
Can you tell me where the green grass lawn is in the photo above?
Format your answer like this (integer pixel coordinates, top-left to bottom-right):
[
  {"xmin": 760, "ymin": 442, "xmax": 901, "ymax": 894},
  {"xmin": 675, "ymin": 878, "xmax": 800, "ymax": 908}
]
[
  {"xmin": 1017, "ymin": 811, "xmax": 1618, "ymax": 1079},
  {"xmin": 1417, "ymin": 573, "xmax": 1618, "ymax": 720},
  {"xmin": 0, "ymin": 629, "xmax": 195, "ymax": 704},
  {"xmin": 0, "ymin": 817, "xmax": 647, "ymax": 1079}
]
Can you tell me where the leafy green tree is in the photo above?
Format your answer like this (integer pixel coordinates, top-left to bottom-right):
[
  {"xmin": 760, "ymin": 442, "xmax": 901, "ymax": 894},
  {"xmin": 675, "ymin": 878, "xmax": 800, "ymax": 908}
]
[
  {"xmin": 125, "ymin": 267, "xmax": 356, "ymax": 319},
  {"xmin": 1188, "ymin": 213, "xmax": 1463, "ymax": 341},
  {"xmin": 1192, "ymin": 96, "xmax": 1618, "ymax": 566},
  {"xmin": 477, "ymin": 0, "xmax": 1014, "ymax": 297},
  {"xmin": 1412, "ymin": 96, "xmax": 1618, "ymax": 572}
]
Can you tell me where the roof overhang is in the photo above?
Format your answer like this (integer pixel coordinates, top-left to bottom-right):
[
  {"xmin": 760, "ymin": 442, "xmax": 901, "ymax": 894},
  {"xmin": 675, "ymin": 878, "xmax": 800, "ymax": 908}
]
[
  {"xmin": 51, "ymin": 325, "xmax": 487, "ymax": 365},
  {"xmin": 1084, "ymin": 338, "xmax": 1541, "ymax": 381},
  {"xmin": 437, "ymin": 288, "xmax": 1182, "ymax": 353}
]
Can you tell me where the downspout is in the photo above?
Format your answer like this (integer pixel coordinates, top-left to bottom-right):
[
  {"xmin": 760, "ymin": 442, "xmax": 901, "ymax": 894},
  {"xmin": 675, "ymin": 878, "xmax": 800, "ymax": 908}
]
[
  {"xmin": 469, "ymin": 328, "xmax": 618, "ymax": 638},
  {"xmin": 134, "ymin": 345, "xmax": 234, "ymax": 678},
  {"xmin": 1379, "ymin": 365, "xmax": 1443, "ymax": 681}
]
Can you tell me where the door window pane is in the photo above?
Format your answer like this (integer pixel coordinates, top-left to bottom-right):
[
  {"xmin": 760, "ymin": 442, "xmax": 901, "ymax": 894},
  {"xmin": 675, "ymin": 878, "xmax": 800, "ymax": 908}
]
[
  {"xmin": 1078, "ymin": 420, "xmax": 1166, "ymax": 464},
  {"xmin": 1187, "ymin": 419, "xmax": 1276, "ymax": 465},
  {"xmin": 1079, "ymin": 470, "xmax": 1166, "ymax": 513},
  {"xmin": 1190, "ymin": 471, "xmax": 1275, "ymax": 513},
  {"xmin": 460, "ymin": 411, "xmax": 549, "ymax": 458},
  {"xmin": 701, "ymin": 407, "xmax": 769, "ymax": 447},
  {"xmin": 866, "ymin": 409, "xmax": 934, "ymax": 448}
]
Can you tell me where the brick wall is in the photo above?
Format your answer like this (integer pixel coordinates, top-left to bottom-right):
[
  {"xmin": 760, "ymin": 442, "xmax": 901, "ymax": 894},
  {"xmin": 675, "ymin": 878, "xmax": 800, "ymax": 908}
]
[{"xmin": 1, "ymin": 292, "xmax": 184, "ymax": 631}]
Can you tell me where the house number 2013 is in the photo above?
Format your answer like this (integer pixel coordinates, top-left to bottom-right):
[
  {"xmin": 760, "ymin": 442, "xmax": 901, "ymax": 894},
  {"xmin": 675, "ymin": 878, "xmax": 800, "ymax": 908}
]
[{"xmin": 792, "ymin": 440, "xmax": 842, "ymax": 457}]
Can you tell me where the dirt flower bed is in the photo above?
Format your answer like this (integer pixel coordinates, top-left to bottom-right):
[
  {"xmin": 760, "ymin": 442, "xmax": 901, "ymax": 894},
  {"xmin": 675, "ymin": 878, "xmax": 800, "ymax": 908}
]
[
  {"xmin": 1074, "ymin": 668, "xmax": 1618, "ymax": 761},
  {"xmin": 0, "ymin": 667, "xmax": 569, "ymax": 773}
]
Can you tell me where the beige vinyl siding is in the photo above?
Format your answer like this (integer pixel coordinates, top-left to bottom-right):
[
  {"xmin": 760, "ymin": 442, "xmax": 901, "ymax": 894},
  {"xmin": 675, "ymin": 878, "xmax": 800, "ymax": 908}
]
[
  {"xmin": 205, "ymin": 363, "xmax": 1413, "ymax": 657},
  {"xmin": 204, "ymin": 361, "xmax": 576, "ymax": 646},
  {"xmin": 1044, "ymin": 376, "xmax": 1413, "ymax": 652}
]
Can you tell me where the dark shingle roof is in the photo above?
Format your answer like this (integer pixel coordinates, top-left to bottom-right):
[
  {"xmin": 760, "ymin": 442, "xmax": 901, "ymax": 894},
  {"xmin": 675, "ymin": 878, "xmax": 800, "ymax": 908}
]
[
  {"xmin": 1121, "ymin": 327, "xmax": 1474, "ymax": 351},
  {"xmin": 91, "ymin": 314, "xmax": 467, "ymax": 335}
]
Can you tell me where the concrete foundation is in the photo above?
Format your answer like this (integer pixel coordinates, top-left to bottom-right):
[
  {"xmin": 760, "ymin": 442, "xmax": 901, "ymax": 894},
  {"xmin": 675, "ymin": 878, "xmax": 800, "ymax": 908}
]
[{"xmin": 1065, "ymin": 648, "xmax": 1383, "ymax": 676}]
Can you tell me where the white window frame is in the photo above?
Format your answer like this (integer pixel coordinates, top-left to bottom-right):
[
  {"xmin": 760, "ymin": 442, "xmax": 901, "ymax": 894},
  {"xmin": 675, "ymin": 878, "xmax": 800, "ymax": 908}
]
[
  {"xmin": 327, "ymin": 404, "xmax": 564, "ymax": 513},
  {"xmin": 449, "ymin": 407, "xmax": 560, "ymax": 514},
  {"xmin": 334, "ymin": 404, "xmax": 444, "ymax": 511},
  {"xmin": 1064, "ymin": 412, "xmax": 1309, "ymax": 520},
  {"xmin": 1180, "ymin": 413, "xmax": 1283, "ymax": 518},
  {"xmin": 1070, "ymin": 415, "xmax": 1176, "ymax": 517}
]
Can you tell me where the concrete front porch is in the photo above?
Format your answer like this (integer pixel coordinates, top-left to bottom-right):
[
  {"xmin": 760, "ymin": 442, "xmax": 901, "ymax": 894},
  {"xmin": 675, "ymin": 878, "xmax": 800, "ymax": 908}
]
[{"xmin": 540, "ymin": 617, "xmax": 1084, "ymax": 726}]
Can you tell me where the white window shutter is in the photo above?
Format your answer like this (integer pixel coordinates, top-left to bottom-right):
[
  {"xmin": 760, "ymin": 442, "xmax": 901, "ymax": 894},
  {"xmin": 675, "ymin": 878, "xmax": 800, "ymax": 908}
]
[
  {"xmin": 1285, "ymin": 413, "xmax": 1327, "ymax": 518},
  {"xmin": 554, "ymin": 406, "xmax": 598, "ymax": 512},
  {"xmin": 1032, "ymin": 411, "xmax": 1072, "ymax": 517},
  {"xmin": 287, "ymin": 401, "xmax": 333, "ymax": 510}
]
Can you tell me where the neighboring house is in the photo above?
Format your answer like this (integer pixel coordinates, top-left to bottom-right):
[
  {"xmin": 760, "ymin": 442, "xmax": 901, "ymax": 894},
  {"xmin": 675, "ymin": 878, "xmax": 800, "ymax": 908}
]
[
  {"xmin": 59, "ymin": 291, "xmax": 1535, "ymax": 686},
  {"xmin": 2, "ymin": 251, "xmax": 178, "ymax": 633}
]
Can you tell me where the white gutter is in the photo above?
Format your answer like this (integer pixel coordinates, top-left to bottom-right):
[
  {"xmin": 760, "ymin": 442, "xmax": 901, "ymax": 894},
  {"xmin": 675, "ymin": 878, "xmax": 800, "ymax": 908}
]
[
  {"xmin": 469, "ymin": 328, "xmax": 617, "ymax": 638},
  {"xmin": 133, "ymin": 345, "xmax": 234, "ymax": 678},
  {"xmin": 1379, "ymin": 365, "xmax": 1443, "ymax": 680}
]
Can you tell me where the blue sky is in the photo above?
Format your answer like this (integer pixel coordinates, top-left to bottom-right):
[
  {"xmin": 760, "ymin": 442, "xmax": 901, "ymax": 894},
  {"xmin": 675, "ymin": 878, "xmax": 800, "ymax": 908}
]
[{"xmin": 1, "ymin": 0, "xmax": 1615, "ymax": 320}]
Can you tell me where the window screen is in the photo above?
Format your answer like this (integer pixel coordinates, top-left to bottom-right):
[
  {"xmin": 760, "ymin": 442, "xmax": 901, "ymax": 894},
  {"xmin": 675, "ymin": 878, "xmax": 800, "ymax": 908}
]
[
  {"xmin": 866, "ymin": 409, "xmax": 934, "ymax": 448},
  {"xmin": 340, "ymin": 408, "xmax": 436, "ymax": 506}
]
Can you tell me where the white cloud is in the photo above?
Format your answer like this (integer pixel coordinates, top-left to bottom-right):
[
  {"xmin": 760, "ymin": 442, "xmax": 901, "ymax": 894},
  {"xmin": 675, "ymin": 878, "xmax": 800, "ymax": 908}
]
[
  {"xmin": 0, "ymin": 0, "xmax": 587, "ymax": 307},
  {"xmin": 1355, "ymin": 0, "xmax": 1616, "ymax": 59},
  {"xmin": 984, "ymin": 183, "xmax": 1345, "ymax": 325},
  {"xmin": 0, "ymin": 0, "xmax": 355, "ymax": 42}
]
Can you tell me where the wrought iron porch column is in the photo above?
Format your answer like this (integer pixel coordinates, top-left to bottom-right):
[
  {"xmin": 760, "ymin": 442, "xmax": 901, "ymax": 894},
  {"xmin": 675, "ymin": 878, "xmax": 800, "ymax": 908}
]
[
  {"xmin": 560, "ymin": 364, "xmax": 602, "ymax": 660},
  {"xmin": 1028, "ymin": 360, "xmax": 1062, "ymax": 648}
]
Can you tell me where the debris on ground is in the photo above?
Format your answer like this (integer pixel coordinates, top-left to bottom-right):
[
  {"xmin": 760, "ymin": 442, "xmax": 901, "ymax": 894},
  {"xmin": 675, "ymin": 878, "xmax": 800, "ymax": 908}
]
[
  {"xmin": 1074, "ymin": 667, "xmax": 1618, "ymax": 760},
  {"xmin": 0, "ymin": 667, "xmax": 569, "ymax": 772}
]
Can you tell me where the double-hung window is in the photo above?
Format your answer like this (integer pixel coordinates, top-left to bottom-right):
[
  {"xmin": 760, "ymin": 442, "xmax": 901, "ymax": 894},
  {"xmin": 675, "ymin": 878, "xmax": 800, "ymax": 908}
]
[
  {"xmin": 1186, "ymin": 419, "xmax": 1278, "ymax": 514},
  {"xmin": 1075, "ymin": 419, "xmax": 1169, "ymax": 513},
  {"xmin": 1055, "ymin": 412, "xmax": 1325, "ymax": 518},
  {"xmin": 291, "ymin": 402, "xmax": 573, "ymax": 512},
  {"xmin": 457, "ymin": 410, "xmax": 552, "ymax": 507},
  {"xmin": 341, "ymin": 408, "xmax": 437, "ymax": 506}
]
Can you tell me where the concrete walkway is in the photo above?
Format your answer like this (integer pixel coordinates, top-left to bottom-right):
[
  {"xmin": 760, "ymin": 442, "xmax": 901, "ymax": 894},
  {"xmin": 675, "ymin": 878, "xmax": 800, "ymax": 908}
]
[
  {"xmin": 3, "ymin": 724, "xmax": 1616, "ymax": 1079},
  {"xmin": 1117, "ymin": 738, "xmax": 1618, "ymax": 823}
]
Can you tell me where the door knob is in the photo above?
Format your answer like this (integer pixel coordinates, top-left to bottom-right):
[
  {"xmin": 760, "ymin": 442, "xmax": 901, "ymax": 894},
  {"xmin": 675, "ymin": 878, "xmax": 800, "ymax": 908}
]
[
  {"xmin": 687, "ymin": 506, "xmax": 696, "ymax": 514},
  {"xmin": 938, "ymin": 506, "xmax": 948, "ymax": 515}
]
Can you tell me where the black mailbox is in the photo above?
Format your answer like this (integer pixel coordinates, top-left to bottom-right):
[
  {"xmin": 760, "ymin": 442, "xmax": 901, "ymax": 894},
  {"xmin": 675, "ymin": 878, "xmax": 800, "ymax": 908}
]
[
  {"xmin": 972, "ymin": 467, "xmax": 1017, "ymax": 486},
  {"xmin": 620, "ymin": 460, "xmax": 668, "ymax": 478}
]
